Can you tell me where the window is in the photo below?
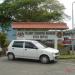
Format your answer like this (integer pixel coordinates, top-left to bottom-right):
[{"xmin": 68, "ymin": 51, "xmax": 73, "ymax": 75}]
[
  {"xmin": 25, "ymin": 42, "xmax": 38, "ymax": 49},
  {"xmin": 12, "ymin": 41, "xmax": 24, "ymax": 48}
]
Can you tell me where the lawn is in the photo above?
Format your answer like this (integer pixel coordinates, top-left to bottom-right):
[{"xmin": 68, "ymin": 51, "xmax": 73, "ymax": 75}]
[{"xmin": 59, "ymin": 54, "xmax": 75, "ymax": 59}]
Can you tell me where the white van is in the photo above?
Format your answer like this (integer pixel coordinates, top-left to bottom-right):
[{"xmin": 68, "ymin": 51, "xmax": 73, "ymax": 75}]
[{"xmin": 6, "ymin": 40, "xmax": 59, "ymax": 64}]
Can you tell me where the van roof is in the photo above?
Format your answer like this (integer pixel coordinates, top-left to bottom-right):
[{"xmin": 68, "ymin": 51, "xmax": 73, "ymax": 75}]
[{"xmin": 12, "ymin": 40, "xmax": 37, "ymax": 42}]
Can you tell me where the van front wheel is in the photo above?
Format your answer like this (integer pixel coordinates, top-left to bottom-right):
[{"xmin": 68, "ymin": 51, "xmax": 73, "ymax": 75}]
[
  {"xmin": 40, "ymin": 55, "xmax": 49, "ymax": 64},
  {"xmin": 7, "ymin": 53, "xmax": 15, "ymax": 60}
]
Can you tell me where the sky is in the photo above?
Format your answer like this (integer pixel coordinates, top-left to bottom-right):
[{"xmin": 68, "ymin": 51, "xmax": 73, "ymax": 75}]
[
  {"xmin": 58, "ymin": 0, "xmax": 75, "ymax": 29},
  {"xmin": 0, "ymin": 0, "xmax": 75, "ymax": 29},
  {"xmin": 0, "ymin": 0, "xmax": 4, "ymax": 3}
]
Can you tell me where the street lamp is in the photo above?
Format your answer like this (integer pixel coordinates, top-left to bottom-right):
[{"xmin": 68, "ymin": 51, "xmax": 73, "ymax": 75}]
[{"xmin": 72, "ymin": 1, "xmax": 75, "ymax": 54}]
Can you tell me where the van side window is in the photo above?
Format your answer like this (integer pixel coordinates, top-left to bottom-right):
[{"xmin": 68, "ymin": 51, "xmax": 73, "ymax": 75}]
[
  {"xmin": 12, "ymin": 41, "xmax": 23, "ymax": 48},
  {"xmin": 25, "ymin": 42, "xmax": 38, "ymax": 49}
]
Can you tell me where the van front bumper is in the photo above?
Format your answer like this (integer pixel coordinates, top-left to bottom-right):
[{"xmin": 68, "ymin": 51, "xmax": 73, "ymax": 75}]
[{"xmin": 53, "ymin": 54, "xmax": 59, "ymax": 61}]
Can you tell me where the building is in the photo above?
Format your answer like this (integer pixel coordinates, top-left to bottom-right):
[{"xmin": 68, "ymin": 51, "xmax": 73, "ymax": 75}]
[
  {"xmin": 12, "ymin": 22, "xmax": 68, "ymax": 49},
  {"xmin": 62, "ymin": 29, "xmax": 75, "ymax": 50}
]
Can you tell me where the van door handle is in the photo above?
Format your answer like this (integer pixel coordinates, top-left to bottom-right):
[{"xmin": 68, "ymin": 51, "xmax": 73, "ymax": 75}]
[
  {"xmin": 25, "ymin": 49, "xmax": 27, "ymax": 50},
  {"xmin": 12, "ymin": 48, "xmax": 14, "ymax": 49}
]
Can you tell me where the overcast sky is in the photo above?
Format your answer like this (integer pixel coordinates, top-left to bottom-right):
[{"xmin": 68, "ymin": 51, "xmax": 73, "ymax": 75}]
[
  {"xmin": 58, "ymin": 0, "xmax": 75, "ymax": 29},
  {"xmin": 0, "ymin": 0, "xmax": 75, "ymax": 29}
]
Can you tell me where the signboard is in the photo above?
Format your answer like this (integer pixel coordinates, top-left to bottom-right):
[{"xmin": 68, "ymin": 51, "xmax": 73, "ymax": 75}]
[{"xmin": 16, "ymin": 31, "xmax": 57, "ymax": 40}]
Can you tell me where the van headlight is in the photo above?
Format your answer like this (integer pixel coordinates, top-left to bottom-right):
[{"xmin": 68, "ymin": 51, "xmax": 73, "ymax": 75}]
[
  {"xmin": 55, "ymin": 53, "xmax": 59, "ymax": 55},
  {"xmin": 52, "ymin": 53, "xmax": 59, "ymax": 56}
]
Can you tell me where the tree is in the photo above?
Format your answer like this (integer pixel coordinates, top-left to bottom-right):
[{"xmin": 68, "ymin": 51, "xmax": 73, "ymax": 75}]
[
  {"xmin": 0, "ymin": 32, "xmax": 8, "ymax": 55},
  {"xmin": 0, "ymin": 15, "xmax": 12, "ymax": 32},
  {"xmin": 0, "ymin": 0, "xmax": 65, "ymax": 22}
]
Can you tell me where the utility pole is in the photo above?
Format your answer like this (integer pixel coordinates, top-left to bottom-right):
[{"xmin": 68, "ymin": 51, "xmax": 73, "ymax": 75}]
[{"xmin": 72, "ymin": 1, "xmax": 75, "ymax": 54}]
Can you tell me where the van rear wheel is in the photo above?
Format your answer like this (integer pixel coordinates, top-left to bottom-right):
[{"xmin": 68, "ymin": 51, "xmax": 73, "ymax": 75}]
[
  {"xmin": 7, "ymin": 53, "xmax": 15, "ymax": 60},
  {"xmin": 40, "ymin": 55, "xmax": 49, "ymax": 64}
]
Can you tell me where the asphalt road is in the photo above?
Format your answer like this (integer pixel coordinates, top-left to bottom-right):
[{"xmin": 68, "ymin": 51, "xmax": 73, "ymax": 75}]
[{"xmin": 0, "ymin": 57, "xmax": 75, "ymax": 75}]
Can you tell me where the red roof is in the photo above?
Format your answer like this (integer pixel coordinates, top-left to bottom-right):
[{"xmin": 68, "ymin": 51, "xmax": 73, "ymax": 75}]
[{"xmin": 12, "ymin": 22, "xmax": 68, "ymax": 30}]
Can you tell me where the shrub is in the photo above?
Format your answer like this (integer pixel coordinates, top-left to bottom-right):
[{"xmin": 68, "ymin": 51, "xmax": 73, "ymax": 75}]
[
  {"xmin": 58, "ymin": 43, "xmax": 70, "ymax": 55},
  {"xmin": 0, "ymin": 32, "xmax": 8, "ymax": 55}
]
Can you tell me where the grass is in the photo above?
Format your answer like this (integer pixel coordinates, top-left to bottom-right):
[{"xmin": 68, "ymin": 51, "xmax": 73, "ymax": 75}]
[
  {"xmin": 59, "ymin": 54, "xmax": 75, "ymax": 59},
  {"xmin": 58, "ymin": 48, "xmax": 75, "ymax": 59}
]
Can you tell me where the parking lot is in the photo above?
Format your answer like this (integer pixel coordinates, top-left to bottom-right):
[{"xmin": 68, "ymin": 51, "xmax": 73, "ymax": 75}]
[{"xmin": 0, "ymin": 57, "xmax": 75, "ymax": 75}]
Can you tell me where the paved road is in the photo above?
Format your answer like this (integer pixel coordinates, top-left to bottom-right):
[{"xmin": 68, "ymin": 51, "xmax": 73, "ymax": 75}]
[{"xmin": 0, "ymin": 57, "xmax": 75, "ymax": 75}]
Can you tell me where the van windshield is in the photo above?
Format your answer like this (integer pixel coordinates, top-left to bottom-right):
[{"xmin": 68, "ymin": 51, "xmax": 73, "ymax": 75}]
[{"xmin": 33, "ymin": 41, "xmax": 47, "ymax": 49}]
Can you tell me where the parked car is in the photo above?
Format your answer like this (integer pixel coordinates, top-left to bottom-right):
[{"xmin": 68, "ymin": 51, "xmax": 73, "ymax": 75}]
[{"xmin": 6, "ymin": 40, "xmax": 59, "ymax": 64}]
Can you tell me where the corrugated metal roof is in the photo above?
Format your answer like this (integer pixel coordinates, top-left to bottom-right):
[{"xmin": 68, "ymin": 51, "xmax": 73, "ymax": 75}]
[{"xmin": 12, "ymin": 22, "xmax": 68, "ymax": 30}]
